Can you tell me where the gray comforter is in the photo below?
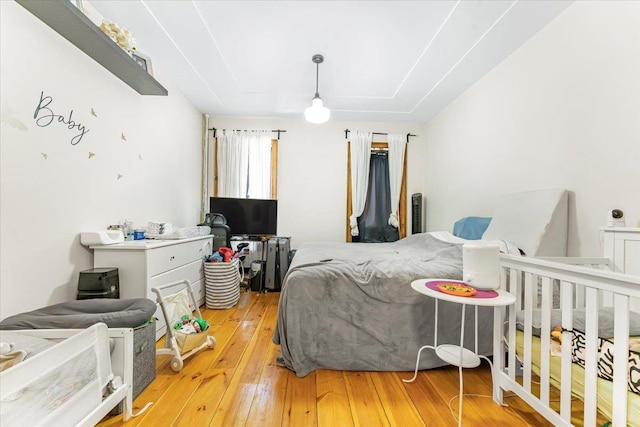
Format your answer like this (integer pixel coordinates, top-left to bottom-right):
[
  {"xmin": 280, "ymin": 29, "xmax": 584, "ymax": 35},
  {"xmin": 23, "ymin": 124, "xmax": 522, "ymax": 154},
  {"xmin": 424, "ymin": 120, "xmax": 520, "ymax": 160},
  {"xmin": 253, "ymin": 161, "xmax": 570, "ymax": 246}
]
[{"xmin": 272, "ymin": 233, "xmax": 495, "ymax": 377}]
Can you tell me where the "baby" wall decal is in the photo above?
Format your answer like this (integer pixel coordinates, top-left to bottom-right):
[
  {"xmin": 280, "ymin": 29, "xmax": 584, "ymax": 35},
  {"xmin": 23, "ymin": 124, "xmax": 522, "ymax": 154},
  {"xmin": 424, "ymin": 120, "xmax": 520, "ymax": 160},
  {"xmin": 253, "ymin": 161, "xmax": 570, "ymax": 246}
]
[{"xmin": 33, "ymin": 91, "xmax": 90, "ymax": 145}]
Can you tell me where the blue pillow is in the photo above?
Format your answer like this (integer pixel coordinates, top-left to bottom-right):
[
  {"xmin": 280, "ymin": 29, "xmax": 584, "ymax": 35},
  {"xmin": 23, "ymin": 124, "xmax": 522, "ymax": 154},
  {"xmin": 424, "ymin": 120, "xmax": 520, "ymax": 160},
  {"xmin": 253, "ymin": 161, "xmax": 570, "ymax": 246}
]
[{"xmin": 453, "ymin": 217, "xmax": 492, "ymax": 240}]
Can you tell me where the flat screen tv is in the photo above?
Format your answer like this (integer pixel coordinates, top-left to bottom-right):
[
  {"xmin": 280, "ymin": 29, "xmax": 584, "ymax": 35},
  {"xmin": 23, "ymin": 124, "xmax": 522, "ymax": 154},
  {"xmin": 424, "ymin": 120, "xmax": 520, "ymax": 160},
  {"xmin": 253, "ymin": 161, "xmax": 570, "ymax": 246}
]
[{"xmin": 209, "ymin": 197, "xmax": 277, "ymax": 237}]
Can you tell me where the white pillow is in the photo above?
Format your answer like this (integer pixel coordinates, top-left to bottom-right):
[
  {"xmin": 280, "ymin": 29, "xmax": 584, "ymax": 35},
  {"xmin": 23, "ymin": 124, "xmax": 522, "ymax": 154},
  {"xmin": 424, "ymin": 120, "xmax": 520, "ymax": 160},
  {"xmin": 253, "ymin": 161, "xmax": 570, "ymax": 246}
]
[{"xmin": 482, "ymin": 189, "xmax": 568, "ymax": 256}]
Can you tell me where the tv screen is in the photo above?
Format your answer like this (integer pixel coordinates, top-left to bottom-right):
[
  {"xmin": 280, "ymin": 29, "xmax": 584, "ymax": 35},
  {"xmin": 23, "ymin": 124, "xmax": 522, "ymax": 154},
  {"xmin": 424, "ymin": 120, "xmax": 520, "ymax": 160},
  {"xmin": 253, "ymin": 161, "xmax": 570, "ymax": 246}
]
[{"xmin": 209, "ymin": 197, "xmax": 277, "ymax": 237}]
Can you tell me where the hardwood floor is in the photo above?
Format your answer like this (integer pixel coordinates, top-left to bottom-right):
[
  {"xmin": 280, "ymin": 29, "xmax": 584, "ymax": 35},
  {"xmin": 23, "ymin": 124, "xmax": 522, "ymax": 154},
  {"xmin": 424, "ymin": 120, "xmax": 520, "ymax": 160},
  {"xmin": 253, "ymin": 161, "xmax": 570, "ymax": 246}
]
[{"xmin": 97, "ymin": 291, "xmax": 593, "ymax": 427}]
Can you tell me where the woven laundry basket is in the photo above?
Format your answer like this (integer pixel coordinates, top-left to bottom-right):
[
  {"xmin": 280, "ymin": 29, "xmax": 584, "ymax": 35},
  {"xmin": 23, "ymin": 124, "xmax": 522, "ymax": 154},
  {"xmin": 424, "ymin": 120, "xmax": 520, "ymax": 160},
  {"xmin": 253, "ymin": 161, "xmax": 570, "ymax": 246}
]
[{"xmin": 204, "ymin": 258, "xmax": 241, "ymax": 309}]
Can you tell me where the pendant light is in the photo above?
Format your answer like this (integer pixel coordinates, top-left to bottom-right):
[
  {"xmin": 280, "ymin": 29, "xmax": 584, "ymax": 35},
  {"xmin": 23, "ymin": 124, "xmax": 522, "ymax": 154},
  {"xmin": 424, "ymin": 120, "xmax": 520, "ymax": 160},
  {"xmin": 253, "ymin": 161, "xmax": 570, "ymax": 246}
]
[{"xmin": 304, "ymin": 54, "xmax": 330, "ymax": 124}]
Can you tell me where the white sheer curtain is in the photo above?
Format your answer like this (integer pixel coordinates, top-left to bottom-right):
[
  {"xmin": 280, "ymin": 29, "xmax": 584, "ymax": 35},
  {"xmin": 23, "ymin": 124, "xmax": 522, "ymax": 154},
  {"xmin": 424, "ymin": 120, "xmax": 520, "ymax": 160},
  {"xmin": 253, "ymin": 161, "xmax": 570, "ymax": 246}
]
[
  {"xmin": 387, "ymin": 134, "xmax": 406, "ymax": 228},
  {"xmin": 217, "ymin": 130, "xmax": 249, "ymax": 197},
  {"xmin": 217, "ymin": 131, "xmax": 271, "ymax": 199},
  {"xmin": 247, "ymin": 131, "xmax": 272, "ymax": 199},
  {"xmin": 349, "ymin": 131, "xmax": 372, "ymax": 236}
]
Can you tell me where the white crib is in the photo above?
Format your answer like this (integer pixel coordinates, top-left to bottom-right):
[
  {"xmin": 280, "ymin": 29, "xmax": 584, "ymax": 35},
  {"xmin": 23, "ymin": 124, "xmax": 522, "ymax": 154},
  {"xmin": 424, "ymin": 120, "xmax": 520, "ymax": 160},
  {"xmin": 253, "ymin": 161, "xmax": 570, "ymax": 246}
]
[
  {"xmin": 493, "ymin": 229, "xmax": 640, "ymax": 426},
  {"xmin": 0, "ymin": 323, "xmax": 134, "ymax": 426}
]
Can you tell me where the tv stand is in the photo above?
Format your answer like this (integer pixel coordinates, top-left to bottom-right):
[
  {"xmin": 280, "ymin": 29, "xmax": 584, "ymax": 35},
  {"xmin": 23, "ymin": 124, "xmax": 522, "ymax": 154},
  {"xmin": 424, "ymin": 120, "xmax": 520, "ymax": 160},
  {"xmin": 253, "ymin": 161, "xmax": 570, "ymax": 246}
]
[{"xmin": 231, "ymin": 235, "xmax": 273, "ymax": 242}]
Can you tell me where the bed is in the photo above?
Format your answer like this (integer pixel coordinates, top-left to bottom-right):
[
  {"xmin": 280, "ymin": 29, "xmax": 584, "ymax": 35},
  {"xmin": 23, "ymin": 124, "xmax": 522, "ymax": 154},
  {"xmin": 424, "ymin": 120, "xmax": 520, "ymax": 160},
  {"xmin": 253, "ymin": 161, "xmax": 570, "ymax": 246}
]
[
  {"xmin": 0, "ymin": 323, "xmax": 133, "ymax": 426},
  {"xmin": 494, "ymin": 231, "xmax": 640, "ymax": 426},
  {"xmin": 273, "ymin": 188, "xmax": 569, "ymax": 377}
]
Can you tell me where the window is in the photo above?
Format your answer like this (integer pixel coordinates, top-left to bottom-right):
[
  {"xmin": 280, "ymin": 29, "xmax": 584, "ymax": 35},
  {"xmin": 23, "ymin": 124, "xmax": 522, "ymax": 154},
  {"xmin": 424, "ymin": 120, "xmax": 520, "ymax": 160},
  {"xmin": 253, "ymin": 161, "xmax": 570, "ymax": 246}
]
[
  {"xmin": 346, "ymin": 141, "xmax": 407, "ymax": 242},
  {"xmin": 356, "ymin": 149, "xmax": 399, "ymax": 242},
  {"xmin": 213, "ymin": 131, "xmax": 278, "ymax": 199}
]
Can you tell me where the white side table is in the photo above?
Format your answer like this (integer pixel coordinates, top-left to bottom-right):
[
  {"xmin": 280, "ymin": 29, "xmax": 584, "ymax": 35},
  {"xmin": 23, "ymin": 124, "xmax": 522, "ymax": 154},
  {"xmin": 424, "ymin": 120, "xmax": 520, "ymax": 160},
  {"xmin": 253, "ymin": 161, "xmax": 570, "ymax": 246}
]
[{"xmin": 404, "ymin": 278, "xmax": 515, "ymax": 426}]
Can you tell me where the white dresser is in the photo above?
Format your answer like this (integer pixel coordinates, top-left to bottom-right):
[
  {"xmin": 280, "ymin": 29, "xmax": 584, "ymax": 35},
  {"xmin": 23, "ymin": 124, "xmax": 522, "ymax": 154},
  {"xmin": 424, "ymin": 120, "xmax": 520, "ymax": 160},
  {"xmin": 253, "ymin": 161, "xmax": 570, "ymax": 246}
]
[
  {"xmin": 91, "ymin": 235, "xmax": 213, "ymax": 340},
  {"xmin": 602, "ymin": 227, "xmax": 640, "ymax": 276},
  {"xmin": 602, "ymin": 227, "xmax": 640, "ymax": 312}
]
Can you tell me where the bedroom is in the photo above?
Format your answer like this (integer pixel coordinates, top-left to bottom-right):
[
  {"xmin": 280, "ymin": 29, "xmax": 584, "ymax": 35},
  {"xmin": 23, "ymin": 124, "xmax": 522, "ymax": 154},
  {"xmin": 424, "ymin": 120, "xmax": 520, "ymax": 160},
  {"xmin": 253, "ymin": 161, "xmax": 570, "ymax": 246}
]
[{"xmin": 0, "ymin": 0, "xmax": 638, "ymax": 425}]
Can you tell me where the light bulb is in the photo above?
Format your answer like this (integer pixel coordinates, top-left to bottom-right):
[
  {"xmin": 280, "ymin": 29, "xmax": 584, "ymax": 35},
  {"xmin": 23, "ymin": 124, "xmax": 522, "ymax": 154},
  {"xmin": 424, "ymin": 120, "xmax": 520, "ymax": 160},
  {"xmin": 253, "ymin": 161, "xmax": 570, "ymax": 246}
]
[{"xmin": 305, "ymin": 96, "xmax": 330, "ymax": 124}]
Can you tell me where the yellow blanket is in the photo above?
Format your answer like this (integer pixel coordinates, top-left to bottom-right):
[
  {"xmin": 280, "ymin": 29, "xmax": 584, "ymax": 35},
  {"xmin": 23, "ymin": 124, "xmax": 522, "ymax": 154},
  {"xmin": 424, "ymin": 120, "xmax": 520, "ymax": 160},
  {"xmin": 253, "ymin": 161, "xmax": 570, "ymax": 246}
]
[{"xmin": 515, "ymin": 331, "xmax": 640, "ymax": 426}]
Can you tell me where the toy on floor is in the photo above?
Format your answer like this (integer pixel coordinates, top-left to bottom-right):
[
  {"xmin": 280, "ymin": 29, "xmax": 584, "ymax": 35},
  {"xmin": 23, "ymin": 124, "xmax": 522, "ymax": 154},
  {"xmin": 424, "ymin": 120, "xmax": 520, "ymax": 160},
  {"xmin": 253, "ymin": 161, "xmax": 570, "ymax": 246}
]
[
  {"xmin": 152, "ymin": 280, "xmax": 216, "ymax": 372},
  {"xmin": 173, "ymin": 315, "xmax": 207, "ymax": 335}
]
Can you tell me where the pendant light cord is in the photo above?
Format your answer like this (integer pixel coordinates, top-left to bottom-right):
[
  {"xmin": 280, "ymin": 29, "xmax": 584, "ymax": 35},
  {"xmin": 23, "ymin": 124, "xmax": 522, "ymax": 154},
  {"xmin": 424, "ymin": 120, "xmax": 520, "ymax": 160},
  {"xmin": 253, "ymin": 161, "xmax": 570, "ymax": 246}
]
[{"xmin": 315, "ymin": 62, "xmax": 320, "ymax": 97}]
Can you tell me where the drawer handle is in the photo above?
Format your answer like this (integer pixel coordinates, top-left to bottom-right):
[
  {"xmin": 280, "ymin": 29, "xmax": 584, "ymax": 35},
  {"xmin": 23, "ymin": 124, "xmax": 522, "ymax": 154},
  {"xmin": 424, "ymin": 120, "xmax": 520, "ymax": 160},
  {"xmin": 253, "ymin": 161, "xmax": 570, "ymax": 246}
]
[{"xmin": 170, "ymin": 256, "xmax": 175, "ymax": 261}]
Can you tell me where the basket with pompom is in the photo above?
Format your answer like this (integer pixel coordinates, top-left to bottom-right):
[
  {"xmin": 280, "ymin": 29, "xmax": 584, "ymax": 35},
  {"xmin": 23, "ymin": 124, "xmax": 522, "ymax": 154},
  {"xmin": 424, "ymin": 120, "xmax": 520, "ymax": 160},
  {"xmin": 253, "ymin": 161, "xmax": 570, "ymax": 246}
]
[{"xmin": 172, "ymin": 316, "xmax": 210, "ymax": 353}]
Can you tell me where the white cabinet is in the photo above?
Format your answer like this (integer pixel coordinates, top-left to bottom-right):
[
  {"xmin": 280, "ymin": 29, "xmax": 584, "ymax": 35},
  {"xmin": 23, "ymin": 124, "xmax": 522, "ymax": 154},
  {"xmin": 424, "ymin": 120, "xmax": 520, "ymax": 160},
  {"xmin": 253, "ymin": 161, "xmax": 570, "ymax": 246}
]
[
  {"xmin": 92, "ymin": 236, "xmax": 213, "ymax": 340},
  {"xmin": 602, "ymin": 227, "xmax": 640, "ymax": 312},
  {"xmin": 602, "ymin": 227, "xmax": 640, "ymax": 276}
]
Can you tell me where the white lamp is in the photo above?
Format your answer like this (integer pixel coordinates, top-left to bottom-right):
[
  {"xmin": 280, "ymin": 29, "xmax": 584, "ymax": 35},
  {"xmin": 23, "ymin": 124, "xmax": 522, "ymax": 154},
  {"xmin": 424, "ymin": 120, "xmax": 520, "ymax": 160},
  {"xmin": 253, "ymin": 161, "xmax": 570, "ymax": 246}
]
[{"xmin": 304, "ymin": 54, "xmax": 330, "ymax": 124}]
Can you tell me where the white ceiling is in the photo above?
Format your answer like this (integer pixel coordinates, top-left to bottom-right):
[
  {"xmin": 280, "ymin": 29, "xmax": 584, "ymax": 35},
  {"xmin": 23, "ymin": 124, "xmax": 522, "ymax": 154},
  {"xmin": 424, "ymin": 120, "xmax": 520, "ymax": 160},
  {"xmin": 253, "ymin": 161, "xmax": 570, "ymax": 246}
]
[{"xmin": 92, "ymin": 0, "xmax": 572, "ymax": 123}]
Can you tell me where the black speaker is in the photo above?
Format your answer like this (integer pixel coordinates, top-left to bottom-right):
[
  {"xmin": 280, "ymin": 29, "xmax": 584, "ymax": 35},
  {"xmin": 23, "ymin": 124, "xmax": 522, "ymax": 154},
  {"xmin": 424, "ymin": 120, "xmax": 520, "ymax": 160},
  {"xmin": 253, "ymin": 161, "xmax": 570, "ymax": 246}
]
[{"xmin": 411, "ymin": 193, "xmax": 423, "ymax": 234}]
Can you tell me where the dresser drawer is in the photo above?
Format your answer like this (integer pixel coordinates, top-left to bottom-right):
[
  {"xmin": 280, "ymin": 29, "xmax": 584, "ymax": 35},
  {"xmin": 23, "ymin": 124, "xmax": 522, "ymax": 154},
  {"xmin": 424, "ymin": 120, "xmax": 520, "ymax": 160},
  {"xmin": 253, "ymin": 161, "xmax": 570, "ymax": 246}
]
[
  {"xmin": 149, "ymin": 259, "xmax": 204, "ymax": 297},
  {"xmin": 147, "ymin": 239, "xmax": 209, "ymax": 277},
  {"xmin": 191, "ymin": 278, "xmax": 205, "ymax": 306}
]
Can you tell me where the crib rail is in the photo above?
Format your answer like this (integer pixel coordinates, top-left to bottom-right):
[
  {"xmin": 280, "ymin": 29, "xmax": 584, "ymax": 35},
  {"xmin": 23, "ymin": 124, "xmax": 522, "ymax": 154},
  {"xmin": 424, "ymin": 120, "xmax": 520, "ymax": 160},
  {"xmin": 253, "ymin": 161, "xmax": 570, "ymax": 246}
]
[
  {"xmin": 535, "ymin": 257, "xmax": 610, "ymax": 268},
  {"xmin": 495, "ymin": 255, "xmax": 640, "ymax": 427}
]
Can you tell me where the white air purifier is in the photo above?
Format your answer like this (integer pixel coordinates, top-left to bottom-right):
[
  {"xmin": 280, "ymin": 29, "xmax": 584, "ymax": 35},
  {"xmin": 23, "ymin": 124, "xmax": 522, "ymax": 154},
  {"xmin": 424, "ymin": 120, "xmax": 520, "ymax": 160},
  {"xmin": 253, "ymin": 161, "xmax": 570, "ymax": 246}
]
[{"xmin": 462, "ymin": 242, "xmax": 500, "ymax": 290}]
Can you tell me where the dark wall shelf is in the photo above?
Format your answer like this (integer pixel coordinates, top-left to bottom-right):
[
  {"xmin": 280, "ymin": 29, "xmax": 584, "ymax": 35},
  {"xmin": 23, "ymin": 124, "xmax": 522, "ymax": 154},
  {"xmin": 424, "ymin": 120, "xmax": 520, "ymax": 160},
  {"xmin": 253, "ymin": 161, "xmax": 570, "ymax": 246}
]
[{"xmin": 17, "ymin": 0, "xmax": 168, "ymax": 96}]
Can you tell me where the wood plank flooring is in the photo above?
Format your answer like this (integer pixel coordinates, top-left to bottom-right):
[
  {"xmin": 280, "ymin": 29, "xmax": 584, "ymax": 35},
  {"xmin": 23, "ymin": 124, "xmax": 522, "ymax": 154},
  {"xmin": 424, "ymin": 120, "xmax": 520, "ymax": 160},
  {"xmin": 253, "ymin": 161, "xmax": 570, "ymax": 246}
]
[{"xmin": 98, "ymin": 291, "xmax": 598, "ymax": 427}]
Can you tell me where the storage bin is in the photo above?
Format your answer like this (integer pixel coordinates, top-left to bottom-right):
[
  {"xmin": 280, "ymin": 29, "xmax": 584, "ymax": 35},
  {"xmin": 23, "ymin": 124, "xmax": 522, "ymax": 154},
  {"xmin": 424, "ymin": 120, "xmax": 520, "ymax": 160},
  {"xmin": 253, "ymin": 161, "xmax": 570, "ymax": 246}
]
[
  {"xmin": 203, "ymin": 258, "xmax": 241, "ymax": 309},
  {"xmin": 110, "ymin": 320, "xmax": 156, "ymax": 415}
]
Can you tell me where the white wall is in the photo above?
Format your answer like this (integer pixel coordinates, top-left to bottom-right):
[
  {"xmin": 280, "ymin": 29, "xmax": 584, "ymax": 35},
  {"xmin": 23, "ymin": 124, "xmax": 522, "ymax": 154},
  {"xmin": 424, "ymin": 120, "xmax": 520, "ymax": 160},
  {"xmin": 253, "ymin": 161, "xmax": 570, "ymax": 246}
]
[
  {"xmin": 209, "ymin": 117, "xmax": 428, "ymax": 247},
  {"xmin": 424, "ymin": 0, "xmax": 640, "ymax": 256},
  {"xmin": 0, "ymin": 2, "xmax": 203, "ymax": 318},
  {"xmin": 6, "ymin": 1, "xmax": 630, "ymax": 321}
]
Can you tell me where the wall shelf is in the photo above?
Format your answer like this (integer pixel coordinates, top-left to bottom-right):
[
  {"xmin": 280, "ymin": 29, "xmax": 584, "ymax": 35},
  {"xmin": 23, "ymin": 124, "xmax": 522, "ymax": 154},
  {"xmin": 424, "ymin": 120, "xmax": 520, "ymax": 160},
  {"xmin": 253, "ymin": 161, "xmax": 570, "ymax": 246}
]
[{"xmin": 17, "ymin": 0, "xmax": 168, "ymax": 96}]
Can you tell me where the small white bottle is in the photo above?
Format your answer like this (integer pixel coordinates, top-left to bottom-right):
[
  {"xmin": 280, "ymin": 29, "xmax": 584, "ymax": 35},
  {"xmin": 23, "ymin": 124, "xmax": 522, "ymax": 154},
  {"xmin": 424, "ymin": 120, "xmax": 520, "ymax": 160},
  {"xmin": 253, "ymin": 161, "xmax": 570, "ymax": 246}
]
[{"xmin": 124, "ymin": 218, "xmax": 134, "ymax": 241}]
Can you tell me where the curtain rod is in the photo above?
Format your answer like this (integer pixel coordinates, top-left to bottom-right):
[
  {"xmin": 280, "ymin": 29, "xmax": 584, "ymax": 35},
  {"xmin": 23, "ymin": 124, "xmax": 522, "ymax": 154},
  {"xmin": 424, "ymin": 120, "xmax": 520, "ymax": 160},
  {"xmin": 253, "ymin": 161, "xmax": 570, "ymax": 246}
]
[
  {"xmin": 208, "ymin": 128, "xmax": 287, "ymax": 140},
  {"xmin": 344, "ymin": 129, "xmax": 416, "ymax": 143}
]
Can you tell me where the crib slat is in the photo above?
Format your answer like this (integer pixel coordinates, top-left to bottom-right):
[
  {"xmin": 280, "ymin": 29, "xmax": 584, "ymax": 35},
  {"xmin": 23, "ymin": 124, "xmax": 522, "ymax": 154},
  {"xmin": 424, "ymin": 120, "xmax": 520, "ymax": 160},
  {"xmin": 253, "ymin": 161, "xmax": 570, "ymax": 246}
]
[
  {"xmin": 539, "ymin": 277, "xmax": 552, "ymax": 406},
  {"xmin": 612, "ymin": 294, "xmax": 630, "ymax": 427},
  {"xmin": 507, "ymin": 269, "xmax": 519, "ymax": 380},
  {"xmin": 515, "ymin": 269, "xmax": 523, "ymax": 310},
  {"xmin": 496, "ymin": 255, "xmax": 640, "ymax": 427},
  {"xmin": 559, "ymin": 280, "xmax": 573, "ymax": 423},
  {"xmin": 583, "ymin": 287, "xmax": 599, "ymax": 427},
  {"xmin": 523, "ymin": 272, "xmax": 534, "ymax": 392}
]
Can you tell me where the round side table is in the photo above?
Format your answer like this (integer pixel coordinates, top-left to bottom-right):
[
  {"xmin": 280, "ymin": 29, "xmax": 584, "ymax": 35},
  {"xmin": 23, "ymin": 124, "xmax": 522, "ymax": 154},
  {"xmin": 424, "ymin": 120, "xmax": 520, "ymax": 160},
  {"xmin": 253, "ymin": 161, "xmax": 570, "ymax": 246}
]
[{"xmin": 404, "ymin": 278, "xmax": 516, "ymax": 427}]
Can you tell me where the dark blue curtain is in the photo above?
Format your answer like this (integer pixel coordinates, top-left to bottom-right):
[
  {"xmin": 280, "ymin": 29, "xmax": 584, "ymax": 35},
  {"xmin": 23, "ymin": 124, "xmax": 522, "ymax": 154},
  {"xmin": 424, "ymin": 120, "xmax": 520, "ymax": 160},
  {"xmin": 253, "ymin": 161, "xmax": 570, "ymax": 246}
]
[{"xmin": 355, "ymin": 151, "xmax": 399, "ymax": 243}]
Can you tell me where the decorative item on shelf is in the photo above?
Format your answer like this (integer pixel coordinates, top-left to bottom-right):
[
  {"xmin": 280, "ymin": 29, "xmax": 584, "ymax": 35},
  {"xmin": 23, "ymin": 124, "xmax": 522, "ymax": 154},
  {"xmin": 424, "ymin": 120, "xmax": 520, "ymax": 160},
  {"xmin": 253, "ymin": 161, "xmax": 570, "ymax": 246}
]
[
  {"xmin": 99, "ymin": 19, "xmax": 136, "ymax": 55},
  {"xmin": 75, "ymin": 0, "xmax": 105, "ymax": 27},
  {"xmin": 132, "ymin": 51, "xmax": 154, "ymax": 76},
  {"xmin": 69, "ymin": 0, "xmax": 84, "ymax": 13},
  {"xmin": 304, "ymin": 54, "xmax": 330, "ymax": 124}
]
